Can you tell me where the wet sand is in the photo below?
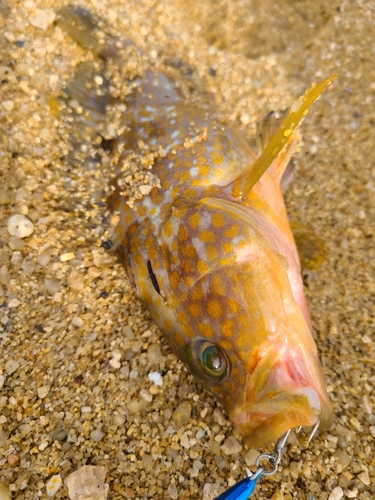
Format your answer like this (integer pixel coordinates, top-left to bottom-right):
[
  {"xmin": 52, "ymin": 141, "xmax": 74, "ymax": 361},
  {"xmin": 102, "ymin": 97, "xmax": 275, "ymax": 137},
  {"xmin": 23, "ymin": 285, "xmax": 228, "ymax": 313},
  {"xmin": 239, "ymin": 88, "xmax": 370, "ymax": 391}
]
[{"xmin": 0, "ymin": 0, "xmax": 374, "ymax": 498}]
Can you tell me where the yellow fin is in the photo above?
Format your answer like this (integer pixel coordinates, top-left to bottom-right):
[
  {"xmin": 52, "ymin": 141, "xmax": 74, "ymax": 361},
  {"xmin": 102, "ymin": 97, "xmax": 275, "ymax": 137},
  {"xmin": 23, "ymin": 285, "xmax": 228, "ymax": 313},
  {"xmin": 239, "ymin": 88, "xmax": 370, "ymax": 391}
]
[{"xmin": 231, "ymin": 75, "xmax": 338, "ymax": 198}]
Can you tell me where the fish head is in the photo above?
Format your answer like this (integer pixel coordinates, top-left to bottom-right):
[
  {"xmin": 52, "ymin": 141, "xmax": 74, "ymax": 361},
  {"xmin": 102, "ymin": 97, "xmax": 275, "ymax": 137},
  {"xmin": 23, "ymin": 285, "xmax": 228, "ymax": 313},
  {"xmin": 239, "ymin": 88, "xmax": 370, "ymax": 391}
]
[{"xmin": 125, "ymin": 195, "xmax": 333, "ymax": 448}]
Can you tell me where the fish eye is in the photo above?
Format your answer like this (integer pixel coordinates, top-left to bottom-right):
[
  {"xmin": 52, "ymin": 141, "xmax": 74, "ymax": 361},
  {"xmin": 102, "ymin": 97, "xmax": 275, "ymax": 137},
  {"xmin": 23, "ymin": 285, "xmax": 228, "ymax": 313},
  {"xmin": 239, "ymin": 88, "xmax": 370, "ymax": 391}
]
[
  {"xmin": 147, "ymin": 259, "xmax": 161, "ymax": 295},
  {"xmin": 186, "ymin": 339, "xmax": 228, "ymax": 381}
]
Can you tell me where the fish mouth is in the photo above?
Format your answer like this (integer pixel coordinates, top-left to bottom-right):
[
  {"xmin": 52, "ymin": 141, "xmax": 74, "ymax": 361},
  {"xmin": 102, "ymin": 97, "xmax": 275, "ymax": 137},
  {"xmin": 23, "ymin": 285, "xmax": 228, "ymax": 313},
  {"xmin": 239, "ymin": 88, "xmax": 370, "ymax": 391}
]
[{"xmin": 229, "ymin": 346, "xmax": 333, "ymax": 448}]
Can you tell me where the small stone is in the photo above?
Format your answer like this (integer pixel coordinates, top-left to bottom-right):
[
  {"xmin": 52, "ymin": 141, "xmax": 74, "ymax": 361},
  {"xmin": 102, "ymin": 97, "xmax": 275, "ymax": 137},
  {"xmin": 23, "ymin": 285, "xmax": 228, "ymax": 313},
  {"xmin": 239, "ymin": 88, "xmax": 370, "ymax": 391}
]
[
  {"xmin": 148, "ymin": 371, "xmax": 163, "ymax": 386},
  {"xmin": 139, "ymin": 185, "xmax": 152, "ymax": 196},
  {"xmin": 53, "ymin": 429, "xmax": 68, "ymax": 442},
  {"xmin": 7, "ymin": 214, "xmax": 34, "ymax": 238},
  {"xmin": 335, "ymin": 449, "xmax": 351, "ymax": 469},
  {"xmin": 167, "ymin": 483, "xmax": 178, "ymax": 500},
  {"xmin": 172, "ymin": 402, "xmax": 192, "ymax": 426},
  {"xmin": 2, "ymin": 100, "xmax": 14, "ymax": 112},
  {"xmin": 147, "ymin": 344, "xmax": 163, "ymax": 365},
  {"xmin": 111, "ymin": 349, "xmax": 122, "ymax": 361},
  {"xmin": 369, "ymin": 426, "xmax": 375, "ymax": 438},
  {"xmin": 5, "ymin": 359, "xmax": 20, "ymax": 375},
  {"xmin": 65, "ymin": 465, "xmax": 108, "ymax": 500},
  {"xmin": 203, "ymin": 483, "xmax": 220, "ymax": 500},
  {"xmin": 0, "ymin": 375, "xmax": 4, "ymax": 390},
  {"xmin": 44, "ymin": 279, "xmax": 61, "ymax": 293},
  {"xmin": 128, "ymin": 398, "xmax": 149, "ymax": 414},
  {"xmin": 0, "ymin": 482, "xmax": 11, "ymax": 500},
  {"xmin": 213, "ymin": 408, "xmax": 226, "ymax": 426},
  {"xmin": 220, "ymin": 436, "xmax": 242, "ymax": 455},
  {"xmin": 245, "ymin": 449, "xmax": 259, "ymax": 466},
  {"xmin": 39, "ymin": 441, "xmax": 49, "ymax": 451},
  {"xmin": 29, "ymin": 9, "xmax": 56, "ymax": 31},
  {"xmin": 46, "ymin": 475, "xmax": 62, "ymax": 497},
  {"xmin": 109, "ymin": 358, "xmax": 121, "ymax": 369},
  {"xmin": 357, "ymin": 470, "xmax": 370, "ymax": 486},
  {"xmin": 72, "ymin": 316, "xmax": 84, "ymax": 327},
  {"xmin": 37, "ymin": 386, "xmax": 50, "ymax": 399},
  {"xmin": 139, "ymin": 389, "xmax": 153, "ymax": 402},
  {"xmin": 60, "ymin": 252, "xmax": 75, "ymax": 262},
  {"xmin": 67, "ymin": 271, "xmax": 84, "ymax": 290},
  {"xmin": 8, "ymin": 298, "xmax": 21, "ymax": 308},
  {"xmin": 37, "ymin": 253, "xmax": 51, "ymax": 266},
  {"xmin": 7, "ymin": 454, "xmax": 20, "ymax": 466},
  {"xmin": 112, "ymin": 414, "xmax": 125, "ymax": 426},
  {"xmin": 328, "ymin": 486, "xmax": 344, "ymax": 500},
  {"xmin": 91, "ymin": 429, "xmax": 104, "ymax": 442}
]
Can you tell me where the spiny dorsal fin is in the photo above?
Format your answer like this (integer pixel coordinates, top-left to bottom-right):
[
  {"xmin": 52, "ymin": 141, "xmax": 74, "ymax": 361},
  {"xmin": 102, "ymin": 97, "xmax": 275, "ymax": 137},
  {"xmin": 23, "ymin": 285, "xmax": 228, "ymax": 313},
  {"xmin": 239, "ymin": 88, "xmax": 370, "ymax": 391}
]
[{"xmin": 231, "ymin": 75, "xmax": 338, "ymax": 198}]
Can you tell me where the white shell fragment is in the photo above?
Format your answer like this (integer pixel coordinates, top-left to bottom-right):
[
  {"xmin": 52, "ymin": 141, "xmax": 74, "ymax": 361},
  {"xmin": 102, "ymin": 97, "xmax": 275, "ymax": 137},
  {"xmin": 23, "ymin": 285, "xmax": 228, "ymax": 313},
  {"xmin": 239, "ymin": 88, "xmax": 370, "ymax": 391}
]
[
  {"xmin": 7, "ymin": 214, "xmax": 34, "ymax": 238},
  {"xmin": 148, "ymin": 371, "xmax": 163, "ymax": 386},
  {"xmin": 46, "ymin": 475, "xmax": 62, "ymax": 497},
  {"xmin": 65, "ymin": 465, "xmax": 108, "ymax": 500}
]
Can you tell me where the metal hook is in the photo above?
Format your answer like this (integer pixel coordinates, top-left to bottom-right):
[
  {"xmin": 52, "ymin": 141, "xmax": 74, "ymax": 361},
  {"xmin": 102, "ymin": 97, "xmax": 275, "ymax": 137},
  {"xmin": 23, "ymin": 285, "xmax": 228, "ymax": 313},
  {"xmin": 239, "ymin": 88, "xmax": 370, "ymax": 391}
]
[{"xmin": 307, "ymin": 420, "xmax": 320, "ymax": 444}]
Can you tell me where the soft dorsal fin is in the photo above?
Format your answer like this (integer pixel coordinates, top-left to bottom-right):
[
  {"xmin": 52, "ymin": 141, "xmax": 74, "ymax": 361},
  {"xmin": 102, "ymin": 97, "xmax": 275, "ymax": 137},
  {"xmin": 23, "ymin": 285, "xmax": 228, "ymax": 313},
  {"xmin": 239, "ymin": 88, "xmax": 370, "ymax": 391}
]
[{"xmin": 230, "ymin": 75, "xmax": 338, "ymax": 198}]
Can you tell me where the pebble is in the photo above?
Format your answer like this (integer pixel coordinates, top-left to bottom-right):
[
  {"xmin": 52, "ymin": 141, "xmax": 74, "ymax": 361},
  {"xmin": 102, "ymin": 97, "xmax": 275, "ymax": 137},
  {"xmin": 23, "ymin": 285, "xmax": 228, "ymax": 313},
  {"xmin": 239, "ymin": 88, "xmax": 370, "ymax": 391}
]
[
  {"xmin": 0, "ymin": 376, "xmax": 4, "ymax": 390},
  {"xmin": 65, "ymin": 466, "xmax": 108, "ymax": 500},
  {"xmin": 2, "ymin": 100, "xmax": 14, "ymax": 112},
  {"xmin": 37, "ymin": 386, "xmax": 50, "ymax": 399},
  {"xmin": 213, "ymin": 408, "xmax": 226, "ymax": 426},
  {"xmin": 112, "ymin": 414, "xmax": 125, "ymax": 426},
  {"xmin": 335, "ymin": 449, "xmax": 351, "ymax": 469},
  {"xmin": 357, "ymin": 470, "xmax": 370, "ymax": 486},
  {"xmin": 37, "ymin": 253, "xmax": 51, "ymax": 266},
  {"xmin": 203, "ymin": 483, "xmax": 221, "ymax": 500},
  {"xmin": 109, "ymin": 358, "xmax": 121, "ymax": 369},
  {"xmin": 8, "ymin": 298, "xmax": 21, "ymax": 308},
  {"xmin": 139, "ymin": 389, "xmax": 153, "ymax": 402},
  {"xmin": 53, "ymin": 429, "xmax": 68, "ymax": 442},
  {"xmin": 245, "ymin": 448, "xmax": 259, "ymax": 466},
  {"xmin": 7, "ymin": 214, "xmax": 34, "ymax": 238},
  {"xmin": 60, "ymin": 252, "xmax": 75, "ymax": 262},
  {"xmin": 147, "ymin": 344, "xmax": 163, "ymax": 364},
  {"xmin": 220, "ymin": 436, "xmax": 242, "ymax": 455},
  {"xmin": 172, "ymin": 401, "xmax": 192, "ymax": 426},
  {"xmin": 5, "ymin": 359, "xmax": 20, "ymax": 375},
  {"xmin": 7, "ymin": 454, "xmax": 20, "ymax": 466},
  {"xmin": 44, "ymin": 279, "xmax": 61, "ymax": 293},
  {"xmin": 167, "ymin": 483, "xmax": 178, "ymax": 499},
  {"xmin": 46, "ymin": 475, "xmax": 62, "ymax": 497},
  {"xmin": 0, "ymin": 483, "xmax": 11, "ymax": 500},
  {"xmin": 328, "ymin": 486, "xmax": 344, "ymax": 500},
  {"xmin": 139, "ymin": 184, "xmax": 152, "ymax": 195},
  {"xmin": 91, "ymin": 429, "xmax": 104, "ymax": 442},
  {"xmin": 148, "ymin": 371, "xmax": 163, "ymax": 386},
  {"xmin": 29, "ymin": 9, "xmax": 56, "ymax": 31}
]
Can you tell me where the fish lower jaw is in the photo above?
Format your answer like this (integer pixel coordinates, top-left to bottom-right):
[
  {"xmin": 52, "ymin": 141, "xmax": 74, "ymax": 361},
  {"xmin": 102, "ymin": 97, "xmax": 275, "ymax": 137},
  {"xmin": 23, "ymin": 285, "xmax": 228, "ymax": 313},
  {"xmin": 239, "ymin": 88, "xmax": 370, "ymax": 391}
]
[{"xmin": 230, "ymin": 388, "xmax": 324, "ymax": 449}]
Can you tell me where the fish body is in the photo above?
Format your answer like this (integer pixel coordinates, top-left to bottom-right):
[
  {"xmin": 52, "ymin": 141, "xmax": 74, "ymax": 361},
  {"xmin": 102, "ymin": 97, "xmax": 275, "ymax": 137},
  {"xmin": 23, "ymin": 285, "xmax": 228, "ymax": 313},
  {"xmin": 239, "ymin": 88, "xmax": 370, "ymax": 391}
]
[{"xmin": 58, "ymin": 7, "xmax": 333, "ymax": 448}]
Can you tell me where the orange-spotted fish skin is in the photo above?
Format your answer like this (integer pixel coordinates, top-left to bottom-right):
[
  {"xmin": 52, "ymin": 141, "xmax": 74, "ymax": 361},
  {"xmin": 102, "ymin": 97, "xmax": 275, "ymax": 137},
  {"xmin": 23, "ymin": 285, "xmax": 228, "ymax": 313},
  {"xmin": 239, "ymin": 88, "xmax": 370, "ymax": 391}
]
[{"xmin": 59, "ymin": 6, "xmax": 334, "ymax": 448}]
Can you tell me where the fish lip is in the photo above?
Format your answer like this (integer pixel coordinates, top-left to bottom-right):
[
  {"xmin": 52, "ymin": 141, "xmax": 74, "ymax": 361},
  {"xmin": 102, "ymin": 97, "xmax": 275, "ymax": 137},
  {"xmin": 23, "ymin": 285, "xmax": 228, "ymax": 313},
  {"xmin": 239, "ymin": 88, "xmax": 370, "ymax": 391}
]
[{"xmin": 230, "ymin": 385, "xmax": 333, "ymax": 449}]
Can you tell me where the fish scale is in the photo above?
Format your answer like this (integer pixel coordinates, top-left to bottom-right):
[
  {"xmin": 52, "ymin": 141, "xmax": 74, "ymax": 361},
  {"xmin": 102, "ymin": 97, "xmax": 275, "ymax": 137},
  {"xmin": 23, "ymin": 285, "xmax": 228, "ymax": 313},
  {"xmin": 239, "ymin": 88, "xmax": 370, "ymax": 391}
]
[{"xmin": 57, "ymin": 5, "xmax": 335, "ymax": 449}]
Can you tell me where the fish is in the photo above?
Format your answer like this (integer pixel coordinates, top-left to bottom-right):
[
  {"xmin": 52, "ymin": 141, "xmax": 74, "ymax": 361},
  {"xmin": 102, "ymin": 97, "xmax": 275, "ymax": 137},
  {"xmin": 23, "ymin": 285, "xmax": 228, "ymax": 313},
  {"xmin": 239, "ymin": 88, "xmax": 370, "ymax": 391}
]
[{"xmin": 56, "ymin": 6, "xmax": 335, "ymax": 448}]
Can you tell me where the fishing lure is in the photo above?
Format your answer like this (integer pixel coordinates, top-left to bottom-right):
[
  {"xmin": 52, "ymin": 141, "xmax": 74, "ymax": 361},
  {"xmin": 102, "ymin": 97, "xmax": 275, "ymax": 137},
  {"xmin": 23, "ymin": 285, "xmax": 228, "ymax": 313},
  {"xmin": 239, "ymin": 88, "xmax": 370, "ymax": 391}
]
[{"xmin": 57, "ymin": 6, "xmax": 335, "ymax": 451}]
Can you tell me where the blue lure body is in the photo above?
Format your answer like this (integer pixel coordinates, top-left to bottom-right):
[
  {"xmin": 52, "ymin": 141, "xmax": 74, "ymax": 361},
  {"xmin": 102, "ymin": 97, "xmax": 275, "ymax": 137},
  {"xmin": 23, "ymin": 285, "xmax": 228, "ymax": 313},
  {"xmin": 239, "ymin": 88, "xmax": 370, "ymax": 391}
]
[{"xmin": 215, "ymin": 474, "xmax": 261, "ymax": 500}]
